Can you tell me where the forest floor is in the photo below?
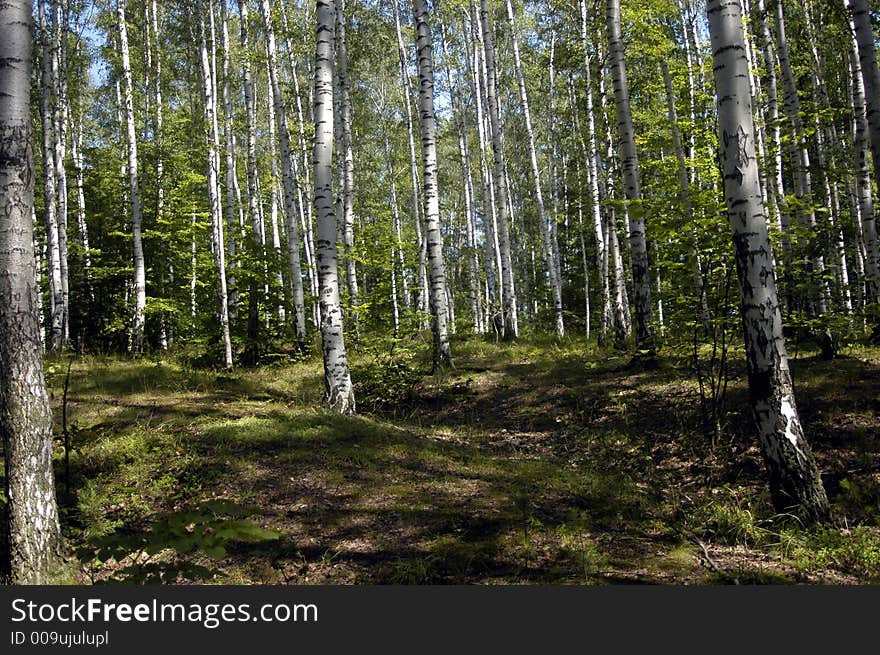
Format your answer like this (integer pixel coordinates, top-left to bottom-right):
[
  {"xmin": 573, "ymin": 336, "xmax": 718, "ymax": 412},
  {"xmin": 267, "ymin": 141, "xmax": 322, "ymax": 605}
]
[{"xmin": 19, "ymin": 335, "xmax": 880, "ymax": 584}]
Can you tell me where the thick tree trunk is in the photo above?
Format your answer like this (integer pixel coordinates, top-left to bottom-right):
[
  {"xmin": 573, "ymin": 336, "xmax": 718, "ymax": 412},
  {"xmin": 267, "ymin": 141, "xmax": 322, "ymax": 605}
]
[
  {"xmin": 314, "ymin": 0, "xmax": 355, "ymax": 414},
  {"xmin": 479, "ymin": 0, "xmax": 517, "ymax": 339},
  {"xmin": 0, "ymin": 0, "xmax": 65, "ymax": 583},
  {"xmin": 708, "ymin": 0, "xmax": 829, "ymax": 522},
  {"xmin": 413, "ymin": 0, "xmax": 453, "ymax": 370},
  {"xmin": 505, "ymin": 0, "xmax": 563, "ymax": 338},
  {"xmin": 117, "ymin": 0, "xmax": 146, "ymax": 353},
  {"xmin": 606, "ymin": 0, "xmax": 655, "ymax": 354}
]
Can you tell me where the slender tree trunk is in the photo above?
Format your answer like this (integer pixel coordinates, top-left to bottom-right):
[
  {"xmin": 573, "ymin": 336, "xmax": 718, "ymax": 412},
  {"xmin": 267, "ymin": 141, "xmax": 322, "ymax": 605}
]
[
  {"xmin": 70, "ymin": 49, "xmax": 90, "ymax": 293},
  {"xmin": 464, "ymin": 6, "xmax": 500, "ymax": 333},
  {"xmin": 117, "ymin": 0, "xmax": 146, "ymax": 353},
  {"xmin": 437, "ymin": 6, "xmax": 482, "ymax": 334},
  {"xmin": 394, "ymin": 0, "xmax": 429, "ymax": 322},
  {"xmin": 479, "ymin": 0, "xmax": 517, "ymax": 339},
  {"xmin": 198, "ymin": 6, "xmax": 234, "ymax": 370},
  {"xmin": 265, "ymin": 74, "xmax": 286, "ymax": 321},
  {"xmin": 774, "ymin": 0, "xmax": 828, "ymax": 315},
  {"xmin": 606, "ymin": 0, "xmax": 655, "ymax": 354},
  {"xmin": 578, "ymin": 0, "xmax": 612, "ymax": 345},
  {"xmin": 148, "ymin": 0, "xmax": 168, "ymax": 348},
  {"xmin": 239, "ymin": 0, "xmax": 269, "ymax": 362},
  {"xmin": 388, "ymin": 144, "xmax": 403, "ymax": 332},
  {"xmin": 261, "ymin": 0, "xmax": 307, "ymax": 341},
  {"xmin": 0, "ymin": 0, "xmax": 65, "ymax": 583},
  {"xmin": 504, "ymin": 0, "xmax": 563, "ymax": 338},
  {"xmin": 51, "ymin": 0, "xmax": 69, "ymax": 346},
  {"xmin": 848, "ymin": 0, "xmax": 880, "ymax": 304},
  {"xmin": 598, "ymin": 61, "xmax": 632, "ymax": 345},
  {"xmin": 755, "ymin": 0, "xmax": 789, "ymax": 255},
  {"xmin": 335, "ymin": 0, "xmax": 359, "ymax": 334},
  {"xmin": 278, "ymin": 8, "xmax": 319, "ymax": 319},
  {"xmin": 708, "ymin": 0, "xmax": 829, "ymax": 522},
  {"xmin": 38, "ymin": 1, "xmax": 63, "ymax": 351},
  {"xmin": 314, "ymin": 0, "xmax": 355, "ymax": 414},
  {"xmin": 219, "ymin": 0, "xmax": 239, "ymax": 322},
  {"xmin": 413, "ymin": 0, "xmax": 453, "ymax": 370}
]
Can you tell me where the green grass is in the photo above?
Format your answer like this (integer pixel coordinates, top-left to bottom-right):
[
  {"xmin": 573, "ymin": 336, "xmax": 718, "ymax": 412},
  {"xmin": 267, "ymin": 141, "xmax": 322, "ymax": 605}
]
[{"xmin": 6, "ymin": 335, "xmax": 877, "ymax": 584}]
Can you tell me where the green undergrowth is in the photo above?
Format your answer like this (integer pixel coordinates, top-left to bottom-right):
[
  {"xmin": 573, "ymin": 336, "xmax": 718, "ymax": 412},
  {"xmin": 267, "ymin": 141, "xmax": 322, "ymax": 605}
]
[{"xmin": 20, "ymin": 335, "xmax": 880, "ymax": 584}]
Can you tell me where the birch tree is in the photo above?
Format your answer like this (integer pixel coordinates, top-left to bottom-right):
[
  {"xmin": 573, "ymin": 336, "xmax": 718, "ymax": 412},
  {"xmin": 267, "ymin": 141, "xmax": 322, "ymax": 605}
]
[
  {"xmin": 479, "ymin": 0, "xmax": 518, "ymax": 339},
  {"xmin": 314, "ymin": 0, "xmax": 355, "ymax": 414},
  {"xmin": 37, "ymin": 0, "xmax": 63, "ymax": 351},
  {"xmin": 335, "ymin": 0, "xmax": 359, "ymax": 330},
  {"xmin": 773, "ymin": 0, "xmax": 828, "ymax": 315},
  {"xmin": 116, "ymin": 0, "xmax": 146, "ymax": 353},
  {"xmin": 261, "ymin": 0, "xmax": 307, "ymax": 341},
  {"xmin": 504, "ymin": 0, "xmax": 564, "ymax": 338},
  {"xmin": 50, "ymin": 0, "xmax": 69, "ymax": 346},
  {"xmin": 0, "ymin": 0, "xmax": 65, "ymax": 583},
  {"xmin": 197, "ymin": 5, "xmax": 234, "ymax": 370},
  {"xmin": 606, "ymin": 0, "xmax": 655, "ymax": 354},
  {"xmin": 393, "ymin": 0, "xmax": 429, "ymax": 319},
  {"xmin": 414, "ymin": 0, "xmax": 453, "ymax": 370},
  {"xmin": 708, "ymin": 0, "xmax": 829, "ymax": 522},
  {"xmin": 578, "ymin": 0, "xmax": 612, "ymax": 344},
  {"xmin": 847, "ymin": 0, "xmax": 880, "ymax": 304}
]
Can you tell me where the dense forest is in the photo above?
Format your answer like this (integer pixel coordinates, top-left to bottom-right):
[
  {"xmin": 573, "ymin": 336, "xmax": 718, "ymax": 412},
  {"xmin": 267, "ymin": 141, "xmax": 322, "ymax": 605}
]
[{"xmin": 1, "ymin": 0, "xmax": 879, "ymax": 585}]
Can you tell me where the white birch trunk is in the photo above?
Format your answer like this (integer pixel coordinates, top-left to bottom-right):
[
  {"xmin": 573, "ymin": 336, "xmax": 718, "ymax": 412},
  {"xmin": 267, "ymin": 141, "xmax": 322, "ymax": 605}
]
[
  {"xmin": 848, "ymin": 0, "xmax": 880, "ymax": 304},
  {"xmin": 198, "ymin": 7, "xmax": 234, "ymax": 370},
  {"xmin": 479, "ymin": 0, "xmax": 517, "ymax": 339},
  {"xmin": 773, "ymin": 0, "xmax": 828, "ymax": 315},
  {"xmin": 117, "ymin": 0, "xmax": 146, "ymax": 353},
  {"xmin": 394, "ymin": 0, "xmax": 429, "ymax": 320},
  {"xmin": 413, "ymin": 0, "xmax": 452, "ymax": 370},
  {"xmin": 465, "ymin": 6, "xmax": 500, "ymax": 332},
  {"xmin": 437, "ymin": 8, "xmax": 482, "ymax": 334},
  {"xmin": 578, "ymin": 0, "xmax": 612, "ymax": 345},
  {"xmin": 708, "ymin": 0, "xmax": 828, "ymax": 522},
  {"xmin": 314, "ymin": 0, "xmax": 355, "ymax": 414},
  {"xmin": 0, "ymin": 0, "xmax": 65, "ymax": 583},
  {"xmin": 504, "ymin": 0, "xmax": 563, "ymax": 338},
  {"xmin": 606, "ymin": 0, "xmax": 655, "ymax": 353},
  {"xmin": 219, "ymin": 0, "xmax": 239, "ymax": 321},
  {"xmin": 261, "ymin": 0, "xmax": 307, "ymax": 341},
  {"xmin": 38, "ymin": 1, "xmax": 63, "ymax": 351},
  {"xmin": 335, "ymin": 0, "xmax": 359, "ymax": 333},
  {"xmin": 50, "ymin": 0, "xmax": 69, "ymax": 346}
]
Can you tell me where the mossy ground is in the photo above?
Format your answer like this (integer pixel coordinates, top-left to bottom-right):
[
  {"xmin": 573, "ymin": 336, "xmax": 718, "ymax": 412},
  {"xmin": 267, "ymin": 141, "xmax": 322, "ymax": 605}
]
[{"xmin": 7, "ymin": 335, "xmax": 879, "ymax": 584}]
